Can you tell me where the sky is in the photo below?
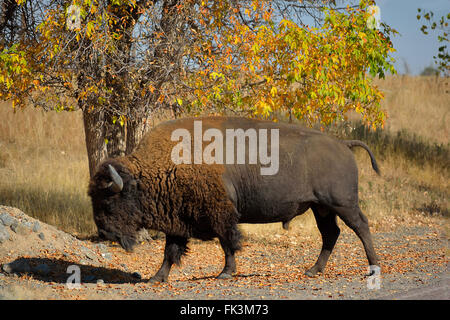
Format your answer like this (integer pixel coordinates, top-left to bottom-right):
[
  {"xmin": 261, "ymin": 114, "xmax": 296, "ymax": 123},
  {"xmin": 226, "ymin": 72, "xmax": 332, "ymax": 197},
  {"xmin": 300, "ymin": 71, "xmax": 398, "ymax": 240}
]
[{"xmin": 375, "ymin": 0, "xmax": 449, "ymax": 75}]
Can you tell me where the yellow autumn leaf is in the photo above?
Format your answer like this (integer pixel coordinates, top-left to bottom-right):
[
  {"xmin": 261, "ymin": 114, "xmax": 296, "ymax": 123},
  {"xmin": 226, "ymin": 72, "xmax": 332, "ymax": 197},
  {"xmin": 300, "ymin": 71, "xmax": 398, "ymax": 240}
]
[{"xmin": 270, "ymin": 86, "xmax": 277, "ymax": 97}]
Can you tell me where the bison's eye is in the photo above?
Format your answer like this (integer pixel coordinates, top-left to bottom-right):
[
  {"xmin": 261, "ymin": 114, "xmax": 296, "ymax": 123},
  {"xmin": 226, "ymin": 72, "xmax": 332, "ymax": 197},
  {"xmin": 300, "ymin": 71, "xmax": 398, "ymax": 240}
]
[{"xmin": 96, "ymin": 165, "xmax": 124, "ymax": 194}]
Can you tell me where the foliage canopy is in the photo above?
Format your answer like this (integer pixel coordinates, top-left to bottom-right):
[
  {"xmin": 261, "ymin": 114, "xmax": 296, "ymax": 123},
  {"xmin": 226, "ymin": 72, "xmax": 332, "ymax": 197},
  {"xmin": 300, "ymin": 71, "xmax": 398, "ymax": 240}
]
[{"xmin": 0, "ymin": 0, "xmax": 397, "ymax": 172}]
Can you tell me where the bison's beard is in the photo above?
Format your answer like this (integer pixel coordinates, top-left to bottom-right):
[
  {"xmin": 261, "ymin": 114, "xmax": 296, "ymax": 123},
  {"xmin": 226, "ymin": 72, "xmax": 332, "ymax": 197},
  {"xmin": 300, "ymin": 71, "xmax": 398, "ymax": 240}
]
[
  {"xmin": 99, "ymin": 229, "xmax": 137, "ymax": 253},
  {"xmin": 119, "ymin": 235, "xmax": 137, "ymax": 253}
]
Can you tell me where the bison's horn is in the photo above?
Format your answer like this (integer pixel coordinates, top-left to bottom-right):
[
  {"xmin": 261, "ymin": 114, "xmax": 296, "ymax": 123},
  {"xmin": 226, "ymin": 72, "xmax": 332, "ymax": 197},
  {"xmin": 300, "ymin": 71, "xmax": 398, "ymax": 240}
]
[{"xmin": 108, "ymin": 164, "xmax": 123, "ymax": 192}]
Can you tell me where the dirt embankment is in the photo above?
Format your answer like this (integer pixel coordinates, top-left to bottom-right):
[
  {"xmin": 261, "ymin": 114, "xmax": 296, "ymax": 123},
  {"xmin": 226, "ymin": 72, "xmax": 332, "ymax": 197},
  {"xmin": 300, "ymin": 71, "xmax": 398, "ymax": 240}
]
[{"xmin": 0, "ymin": 205, "xmax": 448, "ymax": 300}]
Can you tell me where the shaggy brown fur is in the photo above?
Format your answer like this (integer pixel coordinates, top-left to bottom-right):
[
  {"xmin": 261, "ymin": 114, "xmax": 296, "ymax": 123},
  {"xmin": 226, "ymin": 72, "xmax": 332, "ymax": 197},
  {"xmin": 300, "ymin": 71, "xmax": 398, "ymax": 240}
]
[{"xmin": 89, "ymin": 117, "xmax": 244, "ymax": 281}]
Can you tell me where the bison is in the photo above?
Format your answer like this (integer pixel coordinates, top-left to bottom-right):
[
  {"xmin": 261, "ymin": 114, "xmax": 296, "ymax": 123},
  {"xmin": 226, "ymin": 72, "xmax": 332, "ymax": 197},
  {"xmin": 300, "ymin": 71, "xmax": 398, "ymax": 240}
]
[{"xmin": 88, "ymin": 116, "xmax": 380, "ymax": 282}]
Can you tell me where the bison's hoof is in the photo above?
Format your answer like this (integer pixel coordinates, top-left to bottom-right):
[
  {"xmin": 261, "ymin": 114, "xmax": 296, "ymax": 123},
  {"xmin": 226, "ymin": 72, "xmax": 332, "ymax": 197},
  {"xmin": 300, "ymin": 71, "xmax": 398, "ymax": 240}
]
[
  {"xmin": 148, "ymin": 275, "xmax": 167, "ymax": 283},
  {"xmin": 304, "ymin": 270, "xmax": 316, "ymax": 277},
  {"xmin": 217, "ymin": 272, "xmax": 233, "ymax": 279},
  {"xmin": 305, "ymin": 267, "xmax": 322, "ymax": 277}
]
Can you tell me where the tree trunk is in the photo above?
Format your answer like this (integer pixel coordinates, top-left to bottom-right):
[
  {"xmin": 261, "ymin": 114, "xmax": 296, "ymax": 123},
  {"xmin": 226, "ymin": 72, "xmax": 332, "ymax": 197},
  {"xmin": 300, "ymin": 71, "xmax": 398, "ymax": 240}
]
[
  {"xmin": 82, "ymin": 108, "xmax": 127, "ymax": 177},
  {"xmin": 82, "ymin": 109, "xmax": 107, "ymax": 177},
  {"xmin": 80, "ymin": 0, "xmax": 179, "ymax": 176},
  {"xmin": 126, "ymin": 115, "xmax": 151, "ymax": 154},
  {"xmin": 0, "ymin": 0, "xmax": 18, "ymax": 46}
]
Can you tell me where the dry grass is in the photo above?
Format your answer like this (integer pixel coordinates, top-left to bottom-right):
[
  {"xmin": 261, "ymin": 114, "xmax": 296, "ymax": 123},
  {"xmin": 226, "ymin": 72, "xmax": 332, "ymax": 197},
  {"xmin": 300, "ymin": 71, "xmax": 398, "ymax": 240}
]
[
  {"xmin": 0, "ymin": 106, "xmax": 93, "ymax": 235},
  {"xmin": 0, "ymin": 75, "xmax": 448, "ymax": 238},
  {"xmin": 374, "ymin": 76, "xmax": 449, "ymax": 144}
]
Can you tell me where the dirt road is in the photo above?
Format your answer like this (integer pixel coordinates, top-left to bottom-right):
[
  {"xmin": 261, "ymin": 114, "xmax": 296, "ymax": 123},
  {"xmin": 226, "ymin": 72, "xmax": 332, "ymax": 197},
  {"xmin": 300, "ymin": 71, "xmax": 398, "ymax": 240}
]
[{"xmin": 0, "ymin": 206, "xmax": 448, "ymax": 300}]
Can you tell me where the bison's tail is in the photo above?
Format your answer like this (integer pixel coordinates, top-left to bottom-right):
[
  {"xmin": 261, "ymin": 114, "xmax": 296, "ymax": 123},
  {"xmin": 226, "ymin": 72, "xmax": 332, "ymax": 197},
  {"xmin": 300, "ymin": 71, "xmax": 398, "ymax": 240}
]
[{"xmin": 343, "ymin": 140, "xmax": 380, "ymax": 175}]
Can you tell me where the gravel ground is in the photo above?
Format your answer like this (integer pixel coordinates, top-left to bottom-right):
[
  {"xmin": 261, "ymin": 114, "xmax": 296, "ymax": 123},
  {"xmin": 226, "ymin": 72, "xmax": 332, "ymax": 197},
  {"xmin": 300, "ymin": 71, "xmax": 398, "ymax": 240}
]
[{"xmin": 0, "ymin": 205, "xmax": 448, "ymax": 300}]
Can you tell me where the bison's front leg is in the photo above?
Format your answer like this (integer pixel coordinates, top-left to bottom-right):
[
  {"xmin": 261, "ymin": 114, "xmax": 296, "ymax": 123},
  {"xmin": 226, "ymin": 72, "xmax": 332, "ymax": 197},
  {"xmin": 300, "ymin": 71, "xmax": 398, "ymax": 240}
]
[{"xmin": 149, "ymin": 235, "xmax": 188, "ymax": 283}]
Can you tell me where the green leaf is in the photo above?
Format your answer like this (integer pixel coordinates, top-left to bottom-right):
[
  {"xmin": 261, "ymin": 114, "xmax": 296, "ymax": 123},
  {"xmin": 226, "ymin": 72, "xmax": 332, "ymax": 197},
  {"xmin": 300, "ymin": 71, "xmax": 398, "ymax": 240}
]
[{"xmin": 87, "ymin": 21, "xmax": 95, "ymax": 37}]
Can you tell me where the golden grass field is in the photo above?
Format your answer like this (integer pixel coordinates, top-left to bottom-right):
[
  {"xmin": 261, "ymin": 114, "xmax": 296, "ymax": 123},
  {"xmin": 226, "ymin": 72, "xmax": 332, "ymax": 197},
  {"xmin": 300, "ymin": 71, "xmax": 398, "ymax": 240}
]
[{"xmin": 0, "ymin": 75, "xmax": 448, "ymax": 238}]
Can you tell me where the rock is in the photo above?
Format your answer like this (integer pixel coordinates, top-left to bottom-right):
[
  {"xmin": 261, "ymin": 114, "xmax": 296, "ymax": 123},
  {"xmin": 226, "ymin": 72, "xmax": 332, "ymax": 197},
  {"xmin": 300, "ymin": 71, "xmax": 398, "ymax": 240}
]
[
  {"xmin": 81, "ymin": 247, "xmax": 98, "ymax": 261},
  {"xmin": 96, "ymin": 279, "xmax": 104, "ymax": 285},
  {"xmin": 95, "ymin": 243, "xmax": 108, "ymax": 253},
  {"xmin": 0, "ymin": 213, "xmax": 15, "ymax": 227},
  {"xmin": 95, "ymin": 243, "xmax": 112, "ymax": 260},
  {"xmin": 10, "ymin": 222, "xmax": 30, "ymax": 235},
  {"xmin": 0, "ymin": 224, "xmax": 10, "ymax": 243},
  {"xmin": 85, "ymin": 251, "xmax": 97, "ymax": 261},
  {"xmin": 23, "ymin": 221, "xmax": 34, "ymax": 230},
  {"xmin": 32, "ymin": 221, "xmax": 41, "ymax": 233},
  {"xmin": 33, "ymin": 263, "xmax": 51, "ymax": 276},
  {"xmin": 101, "ymin": 252, "xmax": 112, "ymax": 260},
  {"xmin": 10, "ymin": 220, "xmax": 18, "ymax": 229},
  {"xmin": 38, "ymin": 233, "xmax": 45, "ymax": 240}
]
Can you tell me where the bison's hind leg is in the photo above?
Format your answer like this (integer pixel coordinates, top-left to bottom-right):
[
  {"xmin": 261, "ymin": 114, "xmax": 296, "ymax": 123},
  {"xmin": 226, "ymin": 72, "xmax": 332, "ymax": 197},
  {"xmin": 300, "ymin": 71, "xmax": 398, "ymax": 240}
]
[
  {"xmin": 332, "ymin": 205, "xmax": 379, "ymax": 269},
  {"xmin": 149, "ymin": 235, "xmax": 188, "ymax": 283},
  {"xmin": 305, "ymin": 204, "xmax": 340, "ymax": 276},
  {"xmin": 217, "ymin": 224, "xmax": 242, "ymax": 279}
]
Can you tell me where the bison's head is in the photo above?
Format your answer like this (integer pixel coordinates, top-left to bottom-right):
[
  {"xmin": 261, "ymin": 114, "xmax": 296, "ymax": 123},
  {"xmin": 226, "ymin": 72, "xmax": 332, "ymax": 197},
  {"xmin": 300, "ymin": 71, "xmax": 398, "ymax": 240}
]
[{"xmin": 88, "ymin": 160, "xmax": 142, "ymax": 252}]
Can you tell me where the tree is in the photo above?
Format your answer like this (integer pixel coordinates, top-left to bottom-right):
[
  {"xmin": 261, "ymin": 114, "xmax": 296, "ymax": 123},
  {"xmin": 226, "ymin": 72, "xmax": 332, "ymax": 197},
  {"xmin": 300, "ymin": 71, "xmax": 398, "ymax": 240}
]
[
  {"xmin": 420, "ymin": 65, "xmax": 439, "ymax": 77},
  {"xmin": 0, "ymin": 0, "xmax": 396, "ymax": 176},
  {"xmin": 417, "ymin": 8, "xmax": 449, "ymax": 76}
]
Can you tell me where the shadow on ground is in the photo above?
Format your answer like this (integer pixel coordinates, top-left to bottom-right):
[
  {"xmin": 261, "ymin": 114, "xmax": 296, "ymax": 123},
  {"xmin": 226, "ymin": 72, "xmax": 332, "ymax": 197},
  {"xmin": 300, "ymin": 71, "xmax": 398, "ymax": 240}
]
[{"xmin": 2, "ymin": 257, "xmax": 142, "ymax": 284}]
